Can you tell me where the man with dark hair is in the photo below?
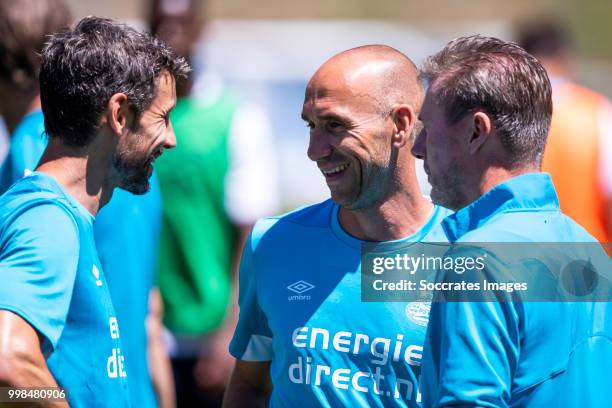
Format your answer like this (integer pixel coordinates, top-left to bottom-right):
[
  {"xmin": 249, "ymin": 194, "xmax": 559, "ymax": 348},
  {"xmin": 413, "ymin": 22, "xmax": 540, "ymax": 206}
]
[
  {"xmin": 1, "ymin": 4, "xmax": 178, "ymax": 406},
  {"xmin": 0, "ymin": 16, "xmax": 188, "ymax": 407},
  {"xmin": 518, "ymin": 20, "xmax": 612, "ymax": 248},
  {"xmin": 412, "ymin": 35, "xmax": 611, "ymax": 407},
  {"xmin": 224, "ymin": 45, "xmax": 451, "ymax": 407}
]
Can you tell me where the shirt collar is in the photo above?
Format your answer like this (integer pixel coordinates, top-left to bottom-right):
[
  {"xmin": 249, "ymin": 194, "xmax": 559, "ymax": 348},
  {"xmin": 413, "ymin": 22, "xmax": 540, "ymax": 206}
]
[{"xmin": 442, "ymin": 173, "xmax": 559, "ymax": 242}]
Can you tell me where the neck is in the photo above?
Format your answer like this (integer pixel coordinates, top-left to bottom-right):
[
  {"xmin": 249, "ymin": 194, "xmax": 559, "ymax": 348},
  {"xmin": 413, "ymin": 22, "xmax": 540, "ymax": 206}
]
[
  {"xmin": 36, "ymin": 137, "xmax": 116, "ymax": 216},
  {"xmin": 338, "ymin": 184, "xmax": 434, "ymax": 242},
  {"xmin": 3, "ymin": 92, "xmax": 41, "ymax": 134},
  {"xmin": 474, "ymin": 165, "xmax": 540, "ymax": 202}
]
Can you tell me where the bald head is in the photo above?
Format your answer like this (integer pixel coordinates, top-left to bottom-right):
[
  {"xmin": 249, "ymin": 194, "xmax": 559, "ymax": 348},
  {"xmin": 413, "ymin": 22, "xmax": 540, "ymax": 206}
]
[
  {"xmin": 303, "ymin": 45, "xmax": 426, "ymax": 211},
  {"xmin": 307, "ymin": 45, "xmax": 423, "ymax": 115}
]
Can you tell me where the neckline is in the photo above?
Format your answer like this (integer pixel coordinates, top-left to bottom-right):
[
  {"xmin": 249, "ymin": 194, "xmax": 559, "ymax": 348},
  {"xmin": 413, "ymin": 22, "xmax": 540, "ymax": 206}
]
[
  {"xmin": 442, "ymin": 172, "xmax": 558, "ymax": 242},
  {"xmin": 330, "ymin": 202, "xmax": 442, "ymax": 249}
]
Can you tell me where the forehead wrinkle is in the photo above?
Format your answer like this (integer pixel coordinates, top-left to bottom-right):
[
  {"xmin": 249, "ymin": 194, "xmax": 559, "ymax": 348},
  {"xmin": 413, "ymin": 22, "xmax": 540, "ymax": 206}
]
[
  {"xmin": 304, "ymin": 75, "xmax": 351, "ymax": 112},
  {"xmin": 304, "ymin": 57, "xmax": 401, "ymax": 119}
]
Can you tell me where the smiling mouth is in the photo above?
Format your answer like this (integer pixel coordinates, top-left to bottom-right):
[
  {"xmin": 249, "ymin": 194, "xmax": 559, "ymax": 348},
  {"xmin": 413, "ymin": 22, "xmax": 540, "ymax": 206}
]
[{"xmin": 320, "ymin": 163, "xmax": 350, "ymax": 177}]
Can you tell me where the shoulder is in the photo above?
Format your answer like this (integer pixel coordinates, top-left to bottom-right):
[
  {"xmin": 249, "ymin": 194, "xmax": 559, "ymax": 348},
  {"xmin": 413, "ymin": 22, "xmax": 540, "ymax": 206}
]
[
  {"xmin": 248, "ymin": 199, "xmax": 335, "ymax": 251},
  {"xmin": 0, "ymin": 177, "xmax": 78, "ymax": 236},
  {"xmin": 0, "ymin": 199, "xmax": 80, "ymax": 277},
  {"xmin": 456, "ymin": 210, "xmax": 597, "ymax": 243},
  {"xmin": 0, "ymin": 198, "xmax": 78, "ymax": 239}
]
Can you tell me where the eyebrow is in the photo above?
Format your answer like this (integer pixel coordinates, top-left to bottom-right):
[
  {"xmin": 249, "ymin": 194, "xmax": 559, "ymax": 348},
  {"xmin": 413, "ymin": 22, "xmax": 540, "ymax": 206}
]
[{"xmin": 301, "ymin": 112, "xmax": 350, "ymax": 123}]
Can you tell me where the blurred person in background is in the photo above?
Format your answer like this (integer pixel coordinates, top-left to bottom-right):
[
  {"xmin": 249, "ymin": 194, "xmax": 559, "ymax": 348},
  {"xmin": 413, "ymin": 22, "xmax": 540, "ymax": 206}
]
[
  {"xmin": 0, "ymin": 0, "xmax": 69, "ymax": 187},
  {"xmin": 0, "ymin": 2, "xmax": 176, "ymax": 407},
  {"xmin": 148, "ymin": 0, "xmax": 279, "ymax": 406},
  {"xmin": 518, "ymin": 20, "xmax": 612, "ymax": 247},
  {"xmin": 0, "ymin": 15, "xmax": 188, "ymax": 406}
]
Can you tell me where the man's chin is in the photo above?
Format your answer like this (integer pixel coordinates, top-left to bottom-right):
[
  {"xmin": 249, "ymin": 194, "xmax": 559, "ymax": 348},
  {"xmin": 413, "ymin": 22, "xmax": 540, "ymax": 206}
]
[
  {"xmin": 329, "ymin": 188, "xmax": 366, "ymax": 210},
  {"xmin": 119, "ymin": 183, "xmax": 150, "ymax": 195},
  {"xmin": 430, "ymin": 186, "xmax": 463, "ymax": 211},
  {"xmin": 329, "ymin": 190, "xmax": 351, "ymax": 208},
  {"xmin": 118, "ymin": 174, "xmax": 150, "ymax": 195}
]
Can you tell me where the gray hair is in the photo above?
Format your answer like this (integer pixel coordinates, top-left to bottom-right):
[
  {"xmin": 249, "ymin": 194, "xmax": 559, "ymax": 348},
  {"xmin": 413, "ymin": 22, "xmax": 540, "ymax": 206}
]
[
  {"xmin": 420, "ymin": 35, "xmax": 552, "ymax": 167},
  {"xmin": 40, "ymin": 16, "xmax": 190, "ymax": 147}
]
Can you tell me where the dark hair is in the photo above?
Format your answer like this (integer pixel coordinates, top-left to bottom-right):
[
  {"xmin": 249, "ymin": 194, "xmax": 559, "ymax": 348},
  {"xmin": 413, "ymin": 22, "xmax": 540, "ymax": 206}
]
[
  {"xmin": 420, "ymin": 35, "xmax": 552, "ymax": 166},
  {"xmin": 0, "ymin": 0, "xmax": 71, "ymax": 90},
  {"xmin": 40, "ymin": 16, "xmax": 190, "ymax": 147},
  {"xmin": 516, "ymin": 19, "xmax": 569, "ymax": 58}
]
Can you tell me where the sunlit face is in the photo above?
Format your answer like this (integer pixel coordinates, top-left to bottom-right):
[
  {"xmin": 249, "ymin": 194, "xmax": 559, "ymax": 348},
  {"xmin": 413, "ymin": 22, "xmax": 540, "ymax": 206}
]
[
  {"xmin": 411, "ymin": 87, "xmax": 470, "ymax": 210},
  {"xmin": 302, "ymin": 74, "xmax": 395, "ymax": 210},
  {"xmin": 113, "ymin": 71, "xmax": 177, "ymax": 194}
]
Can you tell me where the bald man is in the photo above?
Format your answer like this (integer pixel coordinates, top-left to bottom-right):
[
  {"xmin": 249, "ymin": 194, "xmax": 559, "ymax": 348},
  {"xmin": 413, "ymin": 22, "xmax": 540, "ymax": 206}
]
[{"xmin": 223, "ymin": 45, "xmax": 451, "ymax": 407}]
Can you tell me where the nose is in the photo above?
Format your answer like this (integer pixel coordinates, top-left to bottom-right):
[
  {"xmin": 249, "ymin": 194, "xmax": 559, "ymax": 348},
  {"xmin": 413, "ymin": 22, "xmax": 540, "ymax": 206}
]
[
  {"xmin": 164, "ymin": 120, "xmax": 177, "ymax": 149},
  {"xmin": 307, "ymin": 129, "xmax": 332, "ymax": 162},
  {"xmin": 411, "ymin": 127, "xmax": 426, "ymax": 159}
]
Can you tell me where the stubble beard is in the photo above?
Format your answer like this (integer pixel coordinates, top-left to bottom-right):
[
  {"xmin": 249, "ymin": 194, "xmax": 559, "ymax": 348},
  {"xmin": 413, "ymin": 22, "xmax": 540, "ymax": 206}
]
[
  {"xmin": 430, "ymin": 163, "xmax": 468, "ymax": 211},
  {"xmin": 340, "ymin": 160, "xmax": 392, "ymax": 211},
  {"xmin": 112, "ymin": 149, "xmax": 151, "ymax": 195}
]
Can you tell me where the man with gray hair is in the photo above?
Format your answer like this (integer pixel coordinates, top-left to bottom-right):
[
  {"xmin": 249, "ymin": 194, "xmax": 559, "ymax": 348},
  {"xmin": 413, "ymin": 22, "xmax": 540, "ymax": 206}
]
[
  {"xmin": 1, "ymin": 3, "xmax": 177, "ymax": 406},
  {"xmin": 412, "ymin": 35, "xmax": 611, "ymax": 407},
  {"xmin": 0, "ymin": 16, "xmax": 188, "ymax": 407}
]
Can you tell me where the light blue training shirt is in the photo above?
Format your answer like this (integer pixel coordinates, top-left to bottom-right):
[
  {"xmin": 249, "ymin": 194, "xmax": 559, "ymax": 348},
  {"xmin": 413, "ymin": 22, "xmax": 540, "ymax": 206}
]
[
  {"xmin": 0, "ymin": 109, "xmax": 160, "ymax": 407},
  {"xmin": 0, "ymin": 172, "xmax": 130, "ymax": 407},
  {"xmin": 421, "ymin": 173, "xmax": 612, "ymax": 408},
  {"xmin": 231, "ymin": 199, "xmax": 452, "ymax": 407}
]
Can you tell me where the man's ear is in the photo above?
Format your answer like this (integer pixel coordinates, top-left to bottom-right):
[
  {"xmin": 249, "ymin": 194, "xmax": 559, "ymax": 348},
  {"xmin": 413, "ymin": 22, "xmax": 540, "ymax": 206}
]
[
  {"xmin": 106, "ymin": 93, "xmax": 132, "ymax": 136},
  {"xmin": 391, "ymin": 104, "xmax": 416, "ymax": 148},
  {"xmin": 468, "ymin": 111, "xmax": 493, "ymax": 155}
]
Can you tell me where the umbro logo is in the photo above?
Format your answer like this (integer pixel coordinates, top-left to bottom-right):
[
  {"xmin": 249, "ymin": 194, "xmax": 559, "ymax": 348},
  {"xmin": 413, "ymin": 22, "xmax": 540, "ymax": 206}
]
[
  {"xmin": 287, "ymin": 280, "xmax": 315, "ymax": 294},
  {"xmin": 287, "ymin": 280, "xmax": 315, "ymax": 301}
]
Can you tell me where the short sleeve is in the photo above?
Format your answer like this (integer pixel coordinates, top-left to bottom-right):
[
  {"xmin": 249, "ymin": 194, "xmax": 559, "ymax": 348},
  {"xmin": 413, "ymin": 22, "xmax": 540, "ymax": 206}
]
[
  {"xmin": 0, "ymin": 203, "xmax": 79, "ymax": 350},
  {"xmin": 229, "ymin": 232, "xmax": 274, "ymax": 361}
]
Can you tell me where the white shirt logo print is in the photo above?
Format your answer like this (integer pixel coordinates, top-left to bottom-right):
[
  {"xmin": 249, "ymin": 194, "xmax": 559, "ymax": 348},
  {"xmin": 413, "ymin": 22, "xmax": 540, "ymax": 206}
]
[{"xmin": 92, "ymin": 264, "xmax": 103, "ymax": 286}]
